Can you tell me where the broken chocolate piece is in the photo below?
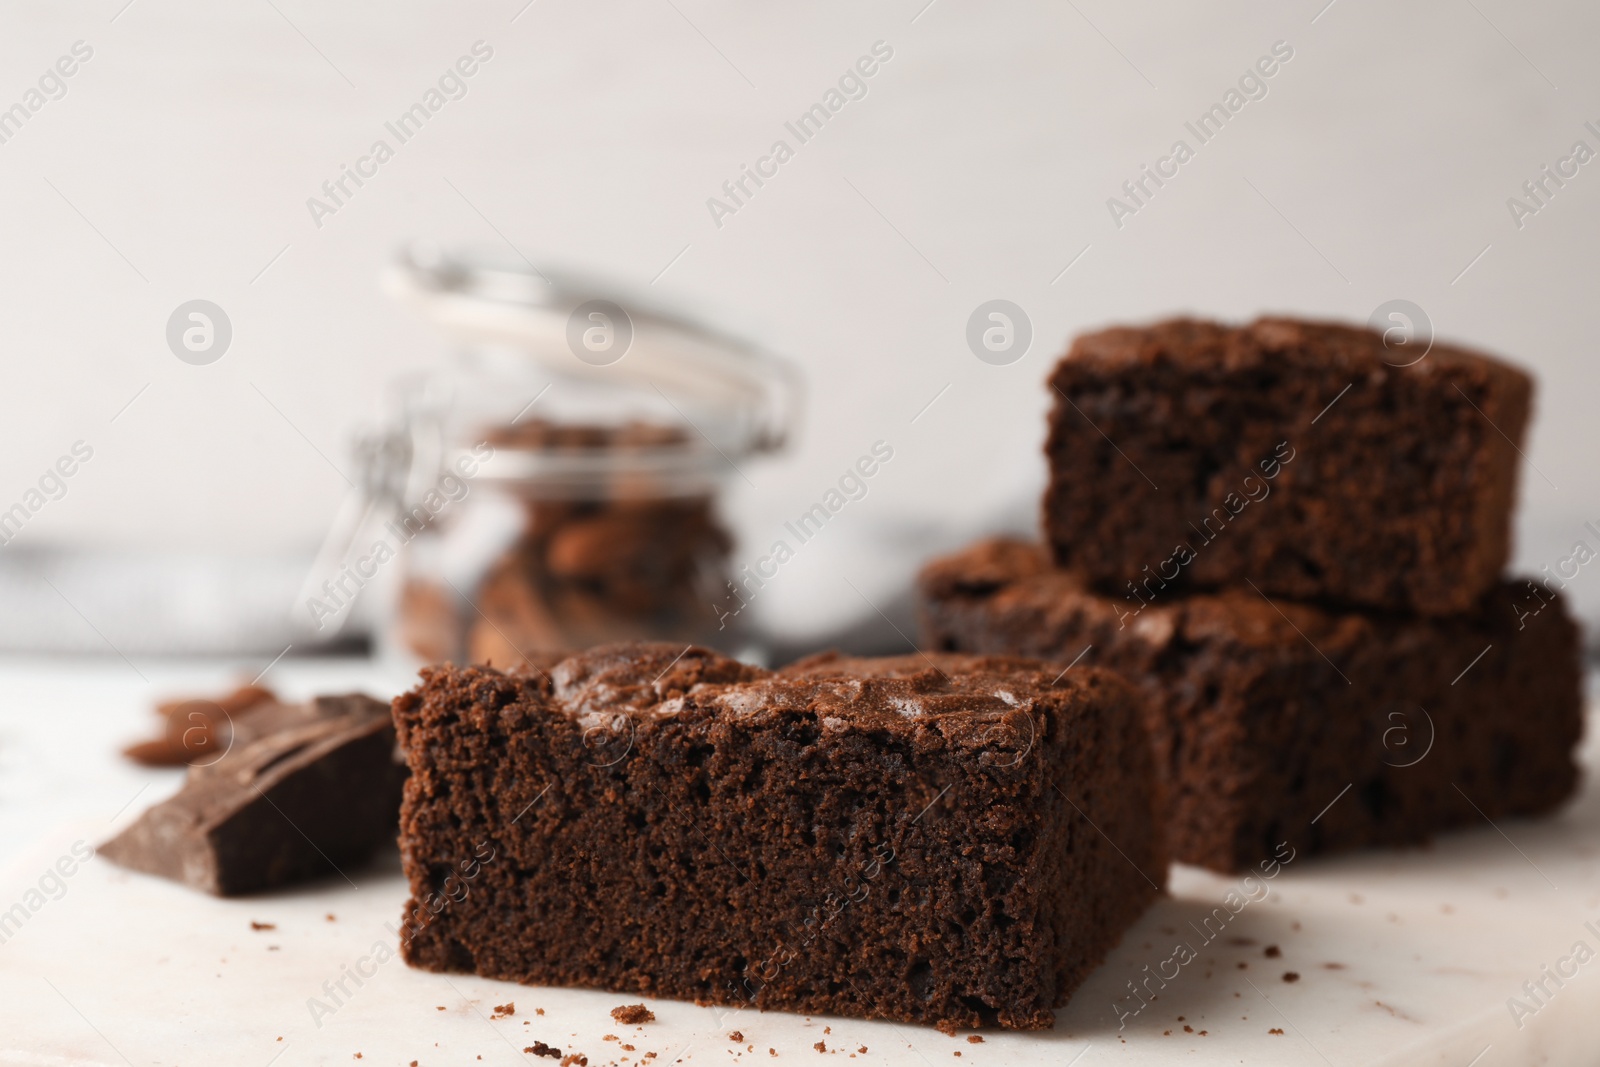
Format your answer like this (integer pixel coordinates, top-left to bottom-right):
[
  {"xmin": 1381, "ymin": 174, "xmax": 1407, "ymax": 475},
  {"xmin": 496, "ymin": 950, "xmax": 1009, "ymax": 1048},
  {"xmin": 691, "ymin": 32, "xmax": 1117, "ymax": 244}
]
[
  {"xmin": 103, "ymin": 694, "xmax": 406, "ymax": 895},
  {"xmin": 123, "ymin": 684, "xmax": 279, "ymax": 766}
]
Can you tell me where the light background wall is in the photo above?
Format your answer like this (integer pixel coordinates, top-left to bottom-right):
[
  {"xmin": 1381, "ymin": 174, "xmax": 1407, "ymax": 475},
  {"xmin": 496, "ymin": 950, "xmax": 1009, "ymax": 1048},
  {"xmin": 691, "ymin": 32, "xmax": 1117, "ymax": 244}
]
[{"xmin": 1, "ymin": 0, "xmax": 1597, "ymax": 643}]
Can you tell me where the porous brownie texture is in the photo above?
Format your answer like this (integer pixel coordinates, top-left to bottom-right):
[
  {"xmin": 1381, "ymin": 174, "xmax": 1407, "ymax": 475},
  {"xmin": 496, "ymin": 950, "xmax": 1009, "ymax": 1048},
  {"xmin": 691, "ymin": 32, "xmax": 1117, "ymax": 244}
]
[
  {"xmin": 1044, "ymin": 316, "xmax": 1532, "ymax": 615},
  {"xmin": 393, "ymin": 642, "xmax": 1165, "ymax": 1030},
  {"xmin": 919, "ymin": 538, "xmax": 1584, "ymax": 873}
]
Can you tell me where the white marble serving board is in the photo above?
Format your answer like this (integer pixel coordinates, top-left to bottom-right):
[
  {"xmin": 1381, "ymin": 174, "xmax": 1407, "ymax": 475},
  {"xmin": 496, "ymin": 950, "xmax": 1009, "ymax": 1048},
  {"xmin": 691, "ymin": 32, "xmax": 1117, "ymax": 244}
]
[{"xmin": 0, "ymin": 658, "xmax": 1597, "ymax": 1066}]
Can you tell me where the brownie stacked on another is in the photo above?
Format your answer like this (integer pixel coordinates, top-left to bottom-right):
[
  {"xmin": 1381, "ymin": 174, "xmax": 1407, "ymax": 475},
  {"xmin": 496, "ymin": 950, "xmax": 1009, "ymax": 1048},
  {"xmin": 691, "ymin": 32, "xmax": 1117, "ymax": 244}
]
[
  {"xmin": 393, "ymin": 642, "xmax": 1165, "ymax": 1030},
  {"xmin": 922, "ymin": 315, "xmax": 1583, "ymax": 873},
  {"xmin": 919, "ymin": 538, "xmax": 1582, "ymax": 873},
  {"xmin": 1044, "ymin": 317, "xmax": 1531, "ymax": 615}
]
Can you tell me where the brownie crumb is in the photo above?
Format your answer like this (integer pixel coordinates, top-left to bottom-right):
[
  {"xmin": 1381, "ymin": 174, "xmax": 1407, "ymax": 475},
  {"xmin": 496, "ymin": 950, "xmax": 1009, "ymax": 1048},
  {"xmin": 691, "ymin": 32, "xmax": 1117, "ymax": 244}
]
[
  {"xmin": 1236, "ymin": 962, "xmax": 1247, "ymax": 969},
  {"xmin": 525, "ymin": 1042, "xmax": 560, "ymax": 1059},
  {"xmin": 857, "ymin": 1049, "xmax": 867, "ymax": 1055},
  {"xmin": 559, "ymin": 1056, "xmax": 586, "ymax": 1067},
  {"xmin": 1183, "ymin": 1025, "xmax": 1193, "ymax": 1034},
  {"xmin": 611, "ymin": 1004, "xmax": 655, "ymax": 1025},
  {"xmin": 1283, "ymin": 972, "xmax": 1301, "ymax": 983},
  {"xmin": 537, "ymin": 1008, "xmax": 545, "ymax": 1016},
  {"xmin": 621, "ymin": 1045, "xmax": 635, "ymax": 1052},
  {"xmin": 1264, "ymin": 945, "xmax": 1281, "ymax": 958},
  {"xmin": 326, "ymin": 913, "xmax": 337, "ymax": 922},
  {"xmin": 728, "ymin": 1031, "xmax": 743, "ymax": 1043},
  {"xmin": 1269, "ymin": 1028, "xmax": 1284, "ymax": 1035},
  {"xmin": 1323, "ymin": 962, "xmax": 1345, "ymax": 970},
  {"xmin": 965, "ymin": 1036, "xmax": 982, "ymax": 1044},
  {"xmin": 814, "ymin": 1041, "xmax": 826, "ymax": 1053},
  {"xmin": 436, "ymin": 1006, "xmax": 446, "ymax": 1012},
  {"xmin": 492, "ymin": 1002, "xmax": 515, "ymax": 1019},
  {"xmin": 250, "ymin": 921, "xmax": 276, "ymax": 931}
]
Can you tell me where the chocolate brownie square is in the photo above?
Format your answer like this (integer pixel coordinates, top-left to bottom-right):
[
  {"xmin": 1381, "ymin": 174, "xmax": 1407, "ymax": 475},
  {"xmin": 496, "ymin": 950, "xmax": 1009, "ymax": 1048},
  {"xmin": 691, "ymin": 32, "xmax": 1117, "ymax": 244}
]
[
  {"xmin": 392, "ymin": 643, "xmax": 1165, "ymax": 1030},
  {"xmin": 1044, "ymin": 317, "xmax": 1532, "ymax": 615},
  {"xmin": 919, "ymin": 539, "xmax": 1583, "ymax": 873}
]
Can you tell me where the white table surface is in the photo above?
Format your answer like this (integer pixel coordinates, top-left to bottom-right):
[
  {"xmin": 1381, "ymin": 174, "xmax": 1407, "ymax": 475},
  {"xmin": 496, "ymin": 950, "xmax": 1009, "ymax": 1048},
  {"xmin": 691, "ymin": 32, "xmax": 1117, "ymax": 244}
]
[{"xmin": 1, "ymin": 656, "xmax": 1596, "ymax": 1066}]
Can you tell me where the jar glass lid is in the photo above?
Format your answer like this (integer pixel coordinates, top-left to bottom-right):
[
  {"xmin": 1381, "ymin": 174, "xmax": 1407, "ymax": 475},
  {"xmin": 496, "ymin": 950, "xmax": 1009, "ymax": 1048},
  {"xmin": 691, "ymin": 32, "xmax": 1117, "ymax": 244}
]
[{"xmin": 384, "ymin": 243, "xmax": 799, "ymax": 462}]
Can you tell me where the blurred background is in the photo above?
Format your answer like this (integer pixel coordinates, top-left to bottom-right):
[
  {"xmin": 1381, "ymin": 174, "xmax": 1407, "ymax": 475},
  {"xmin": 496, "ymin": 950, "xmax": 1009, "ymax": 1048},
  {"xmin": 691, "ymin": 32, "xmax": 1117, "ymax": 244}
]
[{"xmin": 1, "ymin": 0, "xmax": 1597, "ymax": 661}]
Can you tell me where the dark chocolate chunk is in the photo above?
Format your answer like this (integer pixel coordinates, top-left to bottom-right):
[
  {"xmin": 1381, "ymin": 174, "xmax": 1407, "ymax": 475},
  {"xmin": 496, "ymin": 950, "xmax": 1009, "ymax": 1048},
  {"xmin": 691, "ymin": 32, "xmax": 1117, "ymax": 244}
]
[{"xmin": 103, "ymin": 694, "xmax": 407, "ymax": 895}]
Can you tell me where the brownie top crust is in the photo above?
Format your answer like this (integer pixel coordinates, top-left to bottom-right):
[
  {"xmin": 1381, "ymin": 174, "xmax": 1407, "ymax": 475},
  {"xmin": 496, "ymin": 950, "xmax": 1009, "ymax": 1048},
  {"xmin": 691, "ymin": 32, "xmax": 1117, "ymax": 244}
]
[
  {"xmin": 397, "ymin": 642, "xmax": 1124, "ymax": 741},
  {"xmin": 919, "ymin": 537, "xmax": 1549, "ymax": 656},
  {"xmin": 1062, "ymin": 316, "xmax": 1532, "ymax": 388}
]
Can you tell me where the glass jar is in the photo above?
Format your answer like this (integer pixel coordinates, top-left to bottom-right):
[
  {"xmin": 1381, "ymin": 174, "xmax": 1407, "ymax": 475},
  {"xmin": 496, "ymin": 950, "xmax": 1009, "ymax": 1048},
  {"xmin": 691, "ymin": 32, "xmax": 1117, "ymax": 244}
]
[{"xmin": 305, "ymin": 245, "xmax": 796, "ymax": 668}]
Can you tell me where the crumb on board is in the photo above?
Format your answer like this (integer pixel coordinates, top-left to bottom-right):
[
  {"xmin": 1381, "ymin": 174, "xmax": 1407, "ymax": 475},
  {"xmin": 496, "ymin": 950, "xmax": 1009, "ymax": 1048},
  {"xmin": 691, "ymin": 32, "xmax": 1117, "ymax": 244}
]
[
  {"xmin": 814, "ymin": 1040, "xmax": 826, "ymax": 1053},
  {"xmin": 492, "ymin": 1002, "xmax": 515, "ymax": 1019},
  {"xmin": 560, "ymin": 1055, "xmax": 587, "ymax": 1067},
  {"xmin": 1270, "ymin": 1028, "xmax": 1284, "ymax": 1035},
  {"xmin": 728, "ymin": 1031, "xmax": 743, "ymax": 1043},
  {"xmin": 250, "ymin": 921, "xmax": 275, "ymax": 931},
  {"xmin": 611, "ymin": 1004, "xmax": 655, "ymax": 1025},
  {"xmin": 1283, "ymin": 972, "xmax": 1301, "ymax": 983},
  {"xmin": 966, "ymin": 1036, "xmax": 982, "ymax": 1044},
  {"xmin": 1264, "ymin": 945, "xmax": 1281, "ymax": 958},
  {"xmin": 525, "ymin": 1042, "xmax": 560, "ymax": 1059}
]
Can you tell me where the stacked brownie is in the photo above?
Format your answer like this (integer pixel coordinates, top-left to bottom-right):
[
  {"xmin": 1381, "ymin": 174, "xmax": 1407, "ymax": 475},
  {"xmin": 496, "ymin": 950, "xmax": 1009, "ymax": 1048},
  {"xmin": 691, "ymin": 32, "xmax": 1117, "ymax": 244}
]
[
  {"xmin": 394, "ymin": 643, "xmax": 1166, "ymax": 1030},
  {"xmin": 920, "ymin": 317, "xmax": 1584, "ymax": 872}
]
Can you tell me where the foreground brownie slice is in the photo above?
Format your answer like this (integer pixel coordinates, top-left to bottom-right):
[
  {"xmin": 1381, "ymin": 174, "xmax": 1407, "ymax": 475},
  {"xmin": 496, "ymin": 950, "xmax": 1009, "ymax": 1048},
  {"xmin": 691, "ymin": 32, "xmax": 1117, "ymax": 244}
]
[
  {"xmin": 919, "ymin": 539, "xmax": 1584, "ymax": 873},
  {"xmin": 393, "ymin": 643, "xmax": 1165, "ymax": 1030},
  {"xmin": 103, "ymin": 695, "xmax": 406, "ymax": 895},
  {"xmin": 1044, "ymin": 316, "xmax": 1532, "ymax": 615}
]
